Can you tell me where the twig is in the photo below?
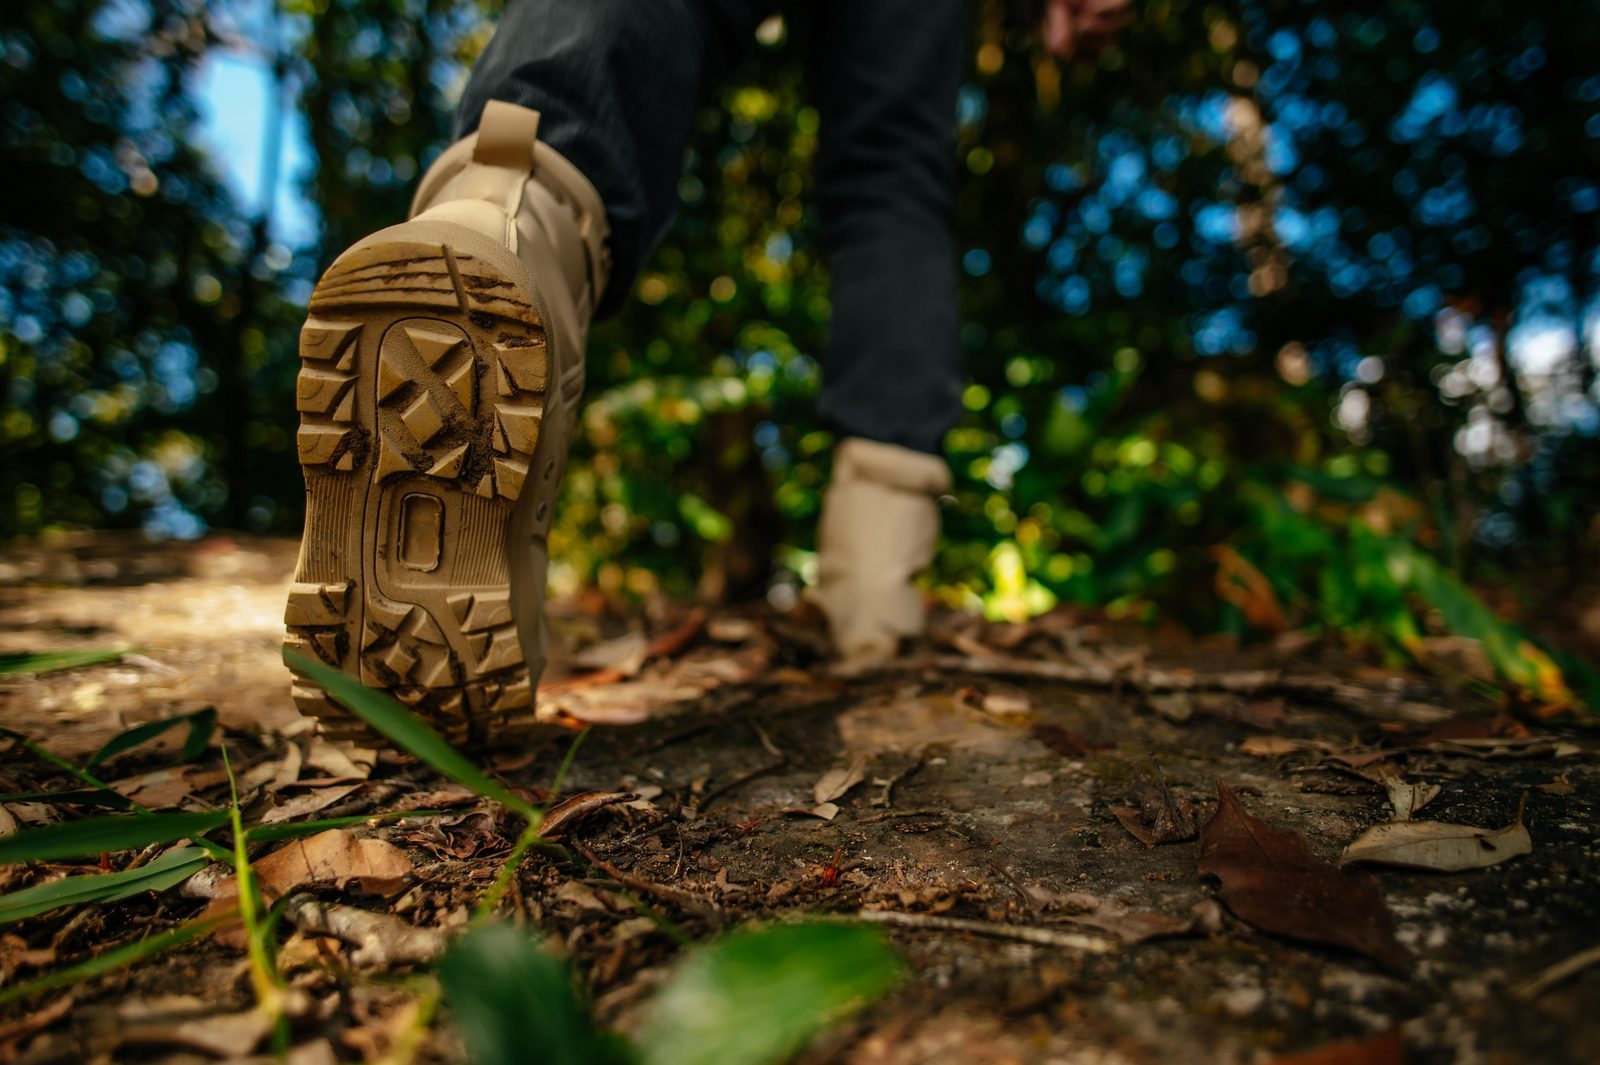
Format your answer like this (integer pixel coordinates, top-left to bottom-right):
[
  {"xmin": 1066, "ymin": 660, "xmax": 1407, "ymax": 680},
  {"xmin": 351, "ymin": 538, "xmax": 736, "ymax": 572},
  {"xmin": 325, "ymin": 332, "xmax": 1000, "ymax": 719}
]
[
  {"xmin": 1511, "ymin": 942, "xmax": 1600, "ymax": 1001},
  {"xmin": 694, "ymin": 758, "xmax": 785, "ymax": 815},
  {"xmin": 857, "ymin": 654, "xmax": 1402, "ymax": 713},
  {"xmin": 570, "ymin": 841, "xmax": 723, "ymax": 921},
  {"xmin": 848, "ymin": 910, "xmax": 1116, "ymax": 953},
  {"xmin": 856, "ymin": 808, "xmax": 945, "ymax": 824}
]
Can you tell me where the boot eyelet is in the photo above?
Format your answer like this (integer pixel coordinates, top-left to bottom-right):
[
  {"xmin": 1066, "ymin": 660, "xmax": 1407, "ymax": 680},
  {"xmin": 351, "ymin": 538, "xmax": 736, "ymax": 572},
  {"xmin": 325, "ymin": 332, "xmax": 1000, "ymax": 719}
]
[
  {"xmin": 543, "ymin": 459, "xmax": 555, "ymax": 480},
  {"xmin": 536, "ymin": 500, "xmax": 549, "ymax": 521}
]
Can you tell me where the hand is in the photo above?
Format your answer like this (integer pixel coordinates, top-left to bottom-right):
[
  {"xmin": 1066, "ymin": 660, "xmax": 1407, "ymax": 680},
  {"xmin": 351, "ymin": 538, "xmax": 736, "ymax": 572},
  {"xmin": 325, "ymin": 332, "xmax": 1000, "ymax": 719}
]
[{"xmin": 1042, "ymin": 0, "xmax": 1134, "ymax": 59}]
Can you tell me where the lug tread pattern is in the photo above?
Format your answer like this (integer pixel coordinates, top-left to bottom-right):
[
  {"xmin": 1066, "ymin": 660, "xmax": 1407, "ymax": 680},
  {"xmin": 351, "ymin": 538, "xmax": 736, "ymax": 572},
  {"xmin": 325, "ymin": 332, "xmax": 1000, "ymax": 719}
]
[{"xmin": 287, "ymin": 239, "xmax": 554, "ymax": 743}]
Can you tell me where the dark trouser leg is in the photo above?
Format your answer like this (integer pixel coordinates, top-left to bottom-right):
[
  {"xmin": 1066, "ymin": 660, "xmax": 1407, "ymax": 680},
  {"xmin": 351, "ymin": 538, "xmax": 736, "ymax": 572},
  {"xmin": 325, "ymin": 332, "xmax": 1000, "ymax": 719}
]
[
  {"xmin": 455, "ymin": 0, "xmax": 775, "ymax": 316},
  {"xmin": 810, "ymin": 0, "xmax": 969, "ymax": 456}
]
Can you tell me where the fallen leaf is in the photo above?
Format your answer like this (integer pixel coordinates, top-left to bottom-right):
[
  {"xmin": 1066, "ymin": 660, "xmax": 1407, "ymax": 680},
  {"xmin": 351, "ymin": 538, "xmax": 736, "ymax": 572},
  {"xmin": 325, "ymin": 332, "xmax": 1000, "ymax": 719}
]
[
  {"xmin": 0, "ymin": 806, "xmax": 16, "ymax": 839},
  {"xmin": 252, "ymin": 829, "xmax": 413, "ymax": 898},
  {"xmin": 1264, "ymin": 1029, "xmax": 1404, "ymax": 1065},
  {"xmin": 1146, "ymin": 693, "xmax": 1194, "ymax": 723},
  {"xmin": 1239, "ymin": 736, "xmax": 1333, "ymax": 757},
  {"xmin": 1111, "ymin": 779, "xmax": 1198, "ymax": 846},
  {"xmin": 809, "ymin": 802, "xmax": 841, "ymax": 821},
  {"xmin": 115, "ymin": 995, "xmax": 272, "ymax": 1057},
  {"xmin": 539, "ymin": 791, "xmax": 636, "ymax": 840},
  {"xmin": 813, "ymin": 754, "xmax": 870, "ymax": 806},
  {"xmin": 1366, "ymin": 767, "xmax": 1440, "ymax": 821},
  {"xmin": 239, "ymin": 743, "xmax": 304, "ymax": 792},
  {"xmin": 110, "ymin": 767, "xmax": 196, "ymax": 808},
  {"xmin": 1198, "ymin": 781, "xmax": 1405, "ymax": 970},
  {"xmin": 283, "ymin": 895, "xmax": 446, "ymax": 967},
  {"xmin": 302, "ymin": 736, "xmax": 375, "ymax": 780},
  {"xmin": 954, "ymin": 684, "xmax": 1033, "ymax": 717},
  {"xmin": 258, "ymin": 784, "xmax": 360, "ymax": 825},
  {"xmin": 1340, "ymin": 800, "xmax": 1532, "ymax": 872},
  {"xmin": 1030, "ymin": 724, "xmax": 1110, "ymax": 758},
  {"xmin": 570, "ymin": 630, "xmax": 649, "ymax": 674},
  {"xmin": 1025, "ymin": 887, "xmax": 1194, "ymax": 944}
]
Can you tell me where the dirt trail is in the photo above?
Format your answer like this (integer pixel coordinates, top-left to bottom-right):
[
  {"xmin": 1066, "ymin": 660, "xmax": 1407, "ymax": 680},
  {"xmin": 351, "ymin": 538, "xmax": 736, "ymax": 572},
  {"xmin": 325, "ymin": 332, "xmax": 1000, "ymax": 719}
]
[{"xmin": 1, "ymin": 535, "xmax": 1596, "ymax": 1064}]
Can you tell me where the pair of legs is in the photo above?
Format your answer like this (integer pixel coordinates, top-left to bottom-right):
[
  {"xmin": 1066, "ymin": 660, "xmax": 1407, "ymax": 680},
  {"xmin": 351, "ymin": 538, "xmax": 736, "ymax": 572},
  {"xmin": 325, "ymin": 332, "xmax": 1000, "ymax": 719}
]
[
  {"xmin": 285, "ymin": 0, "xmax": 969, "ymax": 739},
  {"xmin": 458, "ymin": 0, "xmax": 968, "ymax": 454}
]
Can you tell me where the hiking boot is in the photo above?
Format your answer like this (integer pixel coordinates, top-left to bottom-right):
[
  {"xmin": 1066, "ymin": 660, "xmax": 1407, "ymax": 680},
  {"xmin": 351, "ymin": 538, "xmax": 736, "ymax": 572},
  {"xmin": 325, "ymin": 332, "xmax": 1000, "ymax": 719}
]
[
  {"xmin": 283, "ymin": 102, "xmax": 609, "ymax": 743},
  {"xmin": 811, "ymin": 438, "xmax": 951, "ymax": 665}
]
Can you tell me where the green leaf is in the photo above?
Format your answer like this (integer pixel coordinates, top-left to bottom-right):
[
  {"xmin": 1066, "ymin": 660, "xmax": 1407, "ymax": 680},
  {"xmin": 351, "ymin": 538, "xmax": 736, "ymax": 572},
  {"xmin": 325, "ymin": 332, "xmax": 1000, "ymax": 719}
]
[
  {"xmin": 0, "ymin": 789, "xmax": 135, "ymax": 810},
  {"xmin": 0, "ymin": 810, "xmax": 228, "ymax": 864},
  {"xmin": 438, "ymin": 923, "xmax": 629, "ymax": 1065},
  {"xmin": 0, "ymin": 649, "xmax": 132, "ymax": 675},
  {"xmin": 0, "ymin": 846, "xmax": 211, "ymax": 924},
  {"xmin": 87, "ymin": 707, "xmax": 217, "ymax": 768},
  {"xmin": 637, "ymin": 922, "xmax": 902, "ymax": 1065},
  {"xmin": 245, "ymin": 808, "xmax": 448, "ymax": 843},
  {"xmin": 0, "ymin": 912, "xmax": 230, "ymax": 1007},
  {"xmin": 284, "ymin": 651, "xmax": 538, "ymax": 820}
]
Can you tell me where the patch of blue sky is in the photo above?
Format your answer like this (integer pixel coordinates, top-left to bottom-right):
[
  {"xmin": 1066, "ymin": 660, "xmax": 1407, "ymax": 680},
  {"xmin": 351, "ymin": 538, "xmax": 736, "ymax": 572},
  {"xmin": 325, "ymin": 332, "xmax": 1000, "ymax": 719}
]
[
  {"xmin": 1047, "ymin": 237, "xmax": 1078, "ymax": 273},
  {"xmin": 1191, "ymin": 306, "xmax": 1254, "ymax": 357},
  {"xmin": 1192, "ymin": 203, "xmax": 1238, "ymax": 245},
  {"xmin": 1390, "ymin": 73, "xmax": 1457, "ymax": 142},
  {"xmin": 192, "ymin": 50, "xmax": 318, "ymax": 247},
  {"xmin": 957, "ymin": 84, "xmax": 987, "ymax": 129},
  {"xmin": 1266, "ymin": 28, "xmax": 1301, "ymax": 64}
]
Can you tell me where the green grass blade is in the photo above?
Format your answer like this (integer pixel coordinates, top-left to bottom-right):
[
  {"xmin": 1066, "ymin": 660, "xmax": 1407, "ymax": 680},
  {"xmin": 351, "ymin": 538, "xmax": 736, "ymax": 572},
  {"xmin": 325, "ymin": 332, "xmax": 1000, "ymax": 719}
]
[
  {"xmin": 637, "ymin": 922, "xmax": 903, "ymax": 1065},
  {"xmin": 0, "ymin": 789, "xmax": 135, "ymax": 810},
  {"xmin": 284, "ymin": 650, "xmax": 538, "ymax": 820},
  {"xmin": 0, "ymin": 810, "xmax": 228, "ymax": 864},
  {"xmin": 0, "ymin": 649, "xmax": 132, "ymax": 675},
  {"xmin": 0, "ymin": 912, "xmax": 231, "ymax": 1007},
  {"xmin": 0, "ymin": 727, "xmax": 109, "ymax": 790},
  {"xmin": 437, "ymin": 923, "xmax": 626, "ymax": 1065},
  {"xmin": 87, "ymin": 707, "xmax": 217, "ymax": 768},
  {"xmin": 246, "ymin": 808, "xmax": 450, "ymax": 844},
  {"xmin": 0, "ymin": 846, "xmax": 211, "ymax": 924},
  {"xmin": 548, "ymin": 727, "xmax": 591, "ymax": 804}
]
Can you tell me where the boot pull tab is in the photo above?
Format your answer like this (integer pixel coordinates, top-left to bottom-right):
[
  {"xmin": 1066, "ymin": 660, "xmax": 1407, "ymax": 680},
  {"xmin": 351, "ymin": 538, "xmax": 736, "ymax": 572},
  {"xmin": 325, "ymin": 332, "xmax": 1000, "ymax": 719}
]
[{"xmin": 471, "ymin": 101, "xmax": 543, "ymax": 252}]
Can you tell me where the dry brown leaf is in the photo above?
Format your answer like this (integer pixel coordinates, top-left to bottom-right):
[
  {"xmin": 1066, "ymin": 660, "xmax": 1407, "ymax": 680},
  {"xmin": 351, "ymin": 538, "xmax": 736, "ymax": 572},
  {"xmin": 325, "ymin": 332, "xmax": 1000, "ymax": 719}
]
[
  {"xmin": 1264, "ymin": 1029, "xmax": 1404, "ymax": 1065},
  {"xmin": 1145, "ymin": 693, "xmax": 1194, "ymax": 722},
  {"xmin": 257, "ymin": 784, "xmax": 360, "ymax": 826},
  {"xmin": 1198, "ymin": 781, "xmax": 1405, "ymax": 970},
  {"xmin": 1239, "ymin": 736, "xmax": 1333, "ymax": 757},
  {"xmin": 238, "ymin": 743, "xmax": 303, "ymax": 792},
  {"xmin": 570, "ymin": 630, "xmax": 649, "ymax": 674},
  {"xmin": 540, "ymin": 790, "xmax": 636, "ymax": 840},
  {"xmin": 1025, "ymin": 887, "xmax": 1194, "ymax": 944},
  {"xmin": 813, "ymin": 754, "xmax": 870, "ymax": 806},
  {"xmin": 1365, "ymin": 767, "xmax": 1440, "ymax": 821},
  {"xmin": 283, "ymin": 896, "xmax": 446, "ymax": 967},
  {"xmin": 302, "ymin": 736, "xmax": 375, "ymax": 780},
  {"xmin": 1031, "ymin": 724, "xmax": 1110, "ymax": 758},
  {"xmin": 252, "ymin": 829, "xmax": 413, "ymax": 898},
  {"xmin": 115, "ymin": 995, "xmax": 272, "ymax": 1057},
  {"xmin": 1111, "ymin": 779, "xmax": 1198, "ymax": 847},
  {"xmin": 1341, "ymin": 800, "xmax": 1532, "ymax": 871}
]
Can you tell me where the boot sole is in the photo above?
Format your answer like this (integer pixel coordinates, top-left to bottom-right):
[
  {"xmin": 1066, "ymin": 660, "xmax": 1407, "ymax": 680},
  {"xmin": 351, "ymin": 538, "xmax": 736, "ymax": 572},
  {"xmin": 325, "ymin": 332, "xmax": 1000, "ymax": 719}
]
[{"xmin": 284, "ymin": 221, "xmax": 561, "ymax": 743}]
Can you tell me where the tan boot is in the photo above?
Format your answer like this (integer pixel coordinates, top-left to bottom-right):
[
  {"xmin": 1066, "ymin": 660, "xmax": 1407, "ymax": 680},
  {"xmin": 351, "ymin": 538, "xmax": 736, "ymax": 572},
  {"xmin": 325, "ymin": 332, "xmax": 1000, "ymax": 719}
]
[
  {"xmin": 284, "ymin": 102, "xmax": 608, "ymax": 743},
  {"xmin": 811, "ymin": 438, "xmax": 951, "ymax": 665}
]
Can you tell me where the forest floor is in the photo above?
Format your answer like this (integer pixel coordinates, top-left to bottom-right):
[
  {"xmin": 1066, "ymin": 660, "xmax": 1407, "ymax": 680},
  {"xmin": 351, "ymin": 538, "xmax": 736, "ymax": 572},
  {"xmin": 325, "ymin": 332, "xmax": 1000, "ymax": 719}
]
[{"xmin": 0, "ymin": 534, "xmax": 1596, "ymax": 1065}]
